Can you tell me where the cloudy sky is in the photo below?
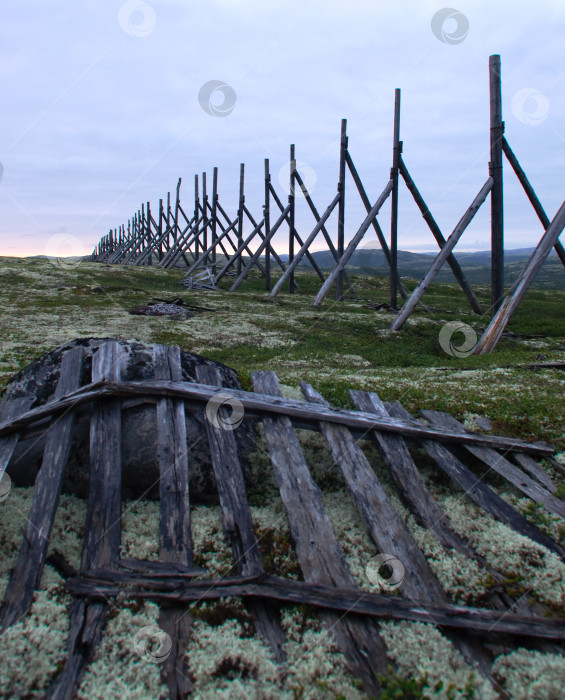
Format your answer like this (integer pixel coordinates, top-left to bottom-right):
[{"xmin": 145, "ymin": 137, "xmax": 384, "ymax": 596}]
[{"xmin": 1, "ymin": 0, "xmax": 564, "ymax": 258}]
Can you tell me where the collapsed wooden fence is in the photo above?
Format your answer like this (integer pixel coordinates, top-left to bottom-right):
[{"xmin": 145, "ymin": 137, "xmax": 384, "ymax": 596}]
[{"xmin": 0, "ymin": 340, "xmax": 564, "ymax": 698}]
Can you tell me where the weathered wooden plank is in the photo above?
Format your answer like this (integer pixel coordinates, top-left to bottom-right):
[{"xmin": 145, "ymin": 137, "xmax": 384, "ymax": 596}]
[
  {"xmin": 303, "ymin": 384, "xmax": 496, "ymax": 685},
  {"xmin": 0, "ymin": 395, "xmax": 34, "ymax": 483},
  {"xmin": 195, "ymin": 363, "xmax": 286, "ymax": 663},
  {"xmin": 4, "ymin": 380, "xmax": 553, "ymax": 456},
  {"xmin": 0, "ymin": 348, "xmax": 83, "ymax": 631},
  {"xmin": 421, "ymin": 410, "xmax": 565, "ymax": 520},
  {"xmin": 46, "ymin": 341, "xmax": 123, "ymax": 700},
  {"xmin": 399, "ymin": 157, "xmax": 483, "ymax": 315},
  {"xmin": 154, "ymin": 345, "xmax": 192, "ymax": 565},
  {"xmin": 302, "ymin": 382, "xmax": 446, "ymax": 603},
  {"xmin": 512, "ymin": 452, "xmax": 557, "ymax": 493},
  {"xmin": 349, "ymin": 390, "xmax": 475, "ymax": 555},
  {"xmin": 253, "ymin": 370, "xmax": 392, "ymax": 696},
  {"xmin": 475, "ymin": 198, "xmax": 565, "ymax": 353},
  {"xmin": 82, "ymin": 342, "xmax": 122, "ymax": 570},
  {"xmin": 65, "ymin": 573, "xmax": 565, "ymax": 641},
  {"xmin": 46, "ymin": 599, "xmax": 108, "ymax": 700},
  {"xmin": 489, "ymin": 54, "xmax": 504, "ymax": 313},
  {"xmin": 386, "ymin": 402, "xmax": 565, "ymax": 561},
  {"xmin": 312, "ymin": 180, "xmax": 393, "ymax": 307},
  {"xmin": 390, "ymin": 177, "xmax": 494, "ymax": 330},
  {"xmin": 154, "ymin": 345, "xmax": 194, "ymax": 699}
]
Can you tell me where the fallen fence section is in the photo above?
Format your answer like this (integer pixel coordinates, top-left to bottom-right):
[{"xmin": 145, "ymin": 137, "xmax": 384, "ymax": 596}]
[{"xmin": 0, "ymin": 341, "xmax": 564, "ymax": 699}]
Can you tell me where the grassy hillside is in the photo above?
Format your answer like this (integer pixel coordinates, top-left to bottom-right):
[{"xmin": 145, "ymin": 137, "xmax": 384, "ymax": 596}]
[
  {"xmin": 1, "ymin": 255, "xmax": 564, "ymax": 448},
  {"xmin": 1, "ymin": 255, "xmax": 564, "ymax": 699}
]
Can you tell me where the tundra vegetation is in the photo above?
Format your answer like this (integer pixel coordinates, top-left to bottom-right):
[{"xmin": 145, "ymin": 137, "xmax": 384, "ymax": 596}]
[{"xmin": 0, "ymin": 255, "xmax": 564, "ymax": 699}]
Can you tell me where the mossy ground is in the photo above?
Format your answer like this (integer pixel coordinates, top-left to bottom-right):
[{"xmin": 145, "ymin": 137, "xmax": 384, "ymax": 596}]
[{"xmin": 0, "ymin": 255, "xmax": 564, "ymax": 698}]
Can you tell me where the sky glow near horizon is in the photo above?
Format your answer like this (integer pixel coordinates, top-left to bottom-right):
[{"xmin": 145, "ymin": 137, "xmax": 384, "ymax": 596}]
[{"xmin": 1, "ymin": 1, "xmax": 564, "ymax": 258}]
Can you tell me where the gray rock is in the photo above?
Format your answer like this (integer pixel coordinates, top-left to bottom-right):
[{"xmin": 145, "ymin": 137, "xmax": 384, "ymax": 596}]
[{"xmin": 3, "ymin": 338, "xmax": 259, "ymax": 504}]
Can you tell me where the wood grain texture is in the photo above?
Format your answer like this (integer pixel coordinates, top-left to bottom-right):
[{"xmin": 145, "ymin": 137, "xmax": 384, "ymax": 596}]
[
  {"xmin": 154, "ymin": 344, "xmax": 194, "ymax": 699},
  {"xmin": 253, "ymin": 370, "xmax": 389, "ymax": 697},
  {"xmin": 66, "ymin": 573, "xmax": 565, "ymax": 641},
  {"xmin": 421, "ymin": 410, "xmax": 565, "ymax": 520},
  {"xmin": 47, "ymin": 341, "xmax": 123, "ymax": 700},
  {"xmin": 196, "ymin": 363, "xmax": 286, "ymax": 663},
  {"xmin": 2, "ymin": 380, "xmax": 553, "ymax": 456},
  {"xmin": 0, "ymin": 348, "xmax": 83, "ymax": 631},
  {"xmin": 386, "ymin": 402, "xmax": 565, "ymax": 561}
]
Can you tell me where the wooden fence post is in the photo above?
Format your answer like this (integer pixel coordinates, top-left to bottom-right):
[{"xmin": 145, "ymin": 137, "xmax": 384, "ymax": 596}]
[
  {"xmin": 211, "ymin": 167, "xmax": 218, "ymax": 275},
  {"xmin": 390, "ymin": 89, "xmax": 401, "ymax": 310},
  {"xmin": 202, "ymin": 172, "xmax": 208, "ymax": 264},
  {"xmin": 237, "ymin": 164, "xmax": 245, "ymax": 276},
  {"xmin": 146, "ymin": 202, "xmax": 152, "ymax": 265},
  {"xmin": 264, "ymin": 159, "xmax": 271, "ymax": 290},
  {"xmin": 336, "ymin": 119, "xmax": 347, "ymax": 300},
  {"xmin": 489, "ymin": 54, "xmax": 504, "ymax": 313},
  {"xmin": 289, "ymin": 146, "xmax": 296, "ymax": 293}
]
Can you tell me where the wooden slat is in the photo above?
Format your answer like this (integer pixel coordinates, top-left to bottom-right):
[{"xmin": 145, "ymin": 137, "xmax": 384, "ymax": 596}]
[
  {"xmin": 195, "ymin": 363, "xmax": 286, "ymax": 662},
  {"xmin": 47, "ymin": 341, "xmax": 123, "ymax": 700},
  {"xmin": 390, "ymin": 177, "xmax": 494, "ymax": 329},
  {"xmin": 0, "ymin": 395, "xmax": 34, "ymax": 480},
  {"xmin": 4, "ymin": 380, "xmax": 554, "ymax": 456},
  {"xmin": 66, "ymin": 573, "xmax": 565, "ymax": 641},
  {"xmin": 512, "ymin": 452, "xmax": 557, "ymax": 493},
  {"xmin": 475, "ymin": 198, "xmax": 565, "ymax": 353},
  {"xmin": 253, "ymin": 370, "xmax": 392, "ymax": 697},
  {"xmin": 302, "ymin": 383, "xmax": 496, "ymax": 685},
  {"xmin": 386, "ymin": 402, "xmax": 565, "ymax": 561},
  {"xmin": 301, "ymin": 382, "xmax": 446, "ymax": 603},
  {"xmin": 349, "ymin": 390, "xmax": 472, "ymax": 554},
  {"xmin": 0, "ymin": 348, "xmax": 83, "ymax": 631},
  {"xmin": 154, "ymin": 345, "xmax": 194, "ymax": 699},
  {"xmin": 348, "ymin": 391, "xmax": 534, "ymax": 616},
  {"xmin": 421, "ymin": 410, "xmax": 565, "ymax": 521}
]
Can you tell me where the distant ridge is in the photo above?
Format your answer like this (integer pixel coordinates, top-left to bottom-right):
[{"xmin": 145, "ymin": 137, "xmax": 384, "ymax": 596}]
[{"xmin": 280, "ymin": 247, "xmax": 563, "ymax": 289}]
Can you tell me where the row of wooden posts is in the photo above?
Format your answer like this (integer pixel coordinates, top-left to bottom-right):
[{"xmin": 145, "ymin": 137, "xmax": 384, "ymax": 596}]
[{"xmin": 91, "ymin": 55, "xmax": 565, "ymax": 352}]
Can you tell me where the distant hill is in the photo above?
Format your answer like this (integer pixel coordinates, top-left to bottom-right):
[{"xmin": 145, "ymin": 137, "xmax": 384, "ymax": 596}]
[{"xmin": 286, "ymin": 247, "xmax": 564, "ymax": 289}]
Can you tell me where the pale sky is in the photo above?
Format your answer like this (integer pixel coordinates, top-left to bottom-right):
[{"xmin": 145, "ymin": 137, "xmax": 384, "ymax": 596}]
[{"xmin": 1, "ymin": 0, "xmax": 564, "ymax": 258}]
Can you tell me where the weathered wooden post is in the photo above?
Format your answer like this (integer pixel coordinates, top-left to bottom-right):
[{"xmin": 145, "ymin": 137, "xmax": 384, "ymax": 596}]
[
  {"xmin": 158, "ymin": 199, "xmax": 163, "ymax": 262},
  {"xmin": 211, "ymin": 167, "xmax": 218, "ymax": 275},
  {"xmin": 289, "ymin": 145, "xmax": 296, "ymax": 294},
  {"xmin": 490, "ymin": 54, "xmax": 504, "ymax": 313},
  {"xmin": 237, "ymin": 164, "xmax": 245, "ymax": 276},
  {"xmin": 194, "ymin": 174, "xmax": 200, "ymax": 262},
  {"xmin": 146, "ymin": 202, "xmax": 152, "ymax": 265},
  {"xmin": 390, "ymin": 89, "xmax": 401, "ymax": 310},
  {"xmin": 336, "ymin": 119, "xmax": 347, "ymax": 300},
  {"xmin": 202, "ymin": 172, "xmax": 208, "ymax": 264},
  {"xmin": 174, "ymin": 178, "xmax": 181, "ymax": 246},
  {"xmin": 264, "ymin": 159, "xmax": 271, "ymax": 290}
]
